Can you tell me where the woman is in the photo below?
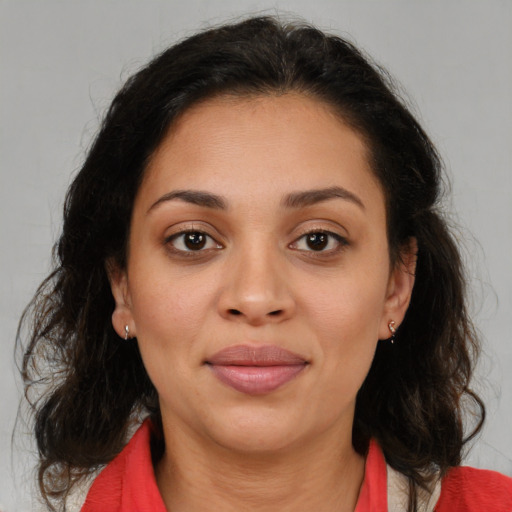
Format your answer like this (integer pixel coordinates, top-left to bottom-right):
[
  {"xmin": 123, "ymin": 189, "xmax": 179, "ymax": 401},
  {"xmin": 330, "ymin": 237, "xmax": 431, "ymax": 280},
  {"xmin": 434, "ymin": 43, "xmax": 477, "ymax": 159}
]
[{"xmin": 20, "ymin": 15, "xmax": 512, "ymax": 512}]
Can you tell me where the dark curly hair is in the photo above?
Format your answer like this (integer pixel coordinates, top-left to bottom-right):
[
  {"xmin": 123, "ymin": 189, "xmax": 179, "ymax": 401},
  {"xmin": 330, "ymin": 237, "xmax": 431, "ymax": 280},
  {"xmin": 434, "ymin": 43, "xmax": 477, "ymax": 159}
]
[{"xmin": 19, "ymin": 15, "xmax": 484, "ymax": 511}]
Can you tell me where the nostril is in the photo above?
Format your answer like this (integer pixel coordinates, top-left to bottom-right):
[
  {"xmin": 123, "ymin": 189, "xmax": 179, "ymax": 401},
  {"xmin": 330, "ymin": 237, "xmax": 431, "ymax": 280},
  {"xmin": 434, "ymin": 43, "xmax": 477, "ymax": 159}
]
[{"xmin": 227, "ymin": 309, "xmax": 283, "ymax": 317}]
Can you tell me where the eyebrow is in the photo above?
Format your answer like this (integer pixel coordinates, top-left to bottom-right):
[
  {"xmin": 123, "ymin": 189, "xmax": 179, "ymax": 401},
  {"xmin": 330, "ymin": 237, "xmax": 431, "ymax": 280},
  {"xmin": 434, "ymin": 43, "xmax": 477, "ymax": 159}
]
[
  {"xmin": 147, "ymin": 185, "xmax": 364, "ymax": 214},
  {"xmin": 283, "ymin": 186, "xmax": 365, "ymax": 210},
  {"xmin": 147, "ymin": 190, "xmax": 227, "ymax": 213}
]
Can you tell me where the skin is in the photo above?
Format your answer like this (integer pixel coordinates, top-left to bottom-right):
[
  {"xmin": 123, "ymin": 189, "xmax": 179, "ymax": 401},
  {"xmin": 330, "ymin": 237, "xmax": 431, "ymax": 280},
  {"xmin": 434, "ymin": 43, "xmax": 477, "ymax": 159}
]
[{"xmin": 110, "ymin": 93, "xmax": 416, "ymax": 511}]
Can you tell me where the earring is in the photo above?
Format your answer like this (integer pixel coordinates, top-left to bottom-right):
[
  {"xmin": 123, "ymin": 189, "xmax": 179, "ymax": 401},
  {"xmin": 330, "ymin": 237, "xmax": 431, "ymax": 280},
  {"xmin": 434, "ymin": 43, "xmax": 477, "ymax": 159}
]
[
  {"xmin": 124, "ymin": 325, "xmax": 130, "ymax": 340},
  {"xmin": 388, "ymin": 320, "xmax": 396, "ymax": 344}
]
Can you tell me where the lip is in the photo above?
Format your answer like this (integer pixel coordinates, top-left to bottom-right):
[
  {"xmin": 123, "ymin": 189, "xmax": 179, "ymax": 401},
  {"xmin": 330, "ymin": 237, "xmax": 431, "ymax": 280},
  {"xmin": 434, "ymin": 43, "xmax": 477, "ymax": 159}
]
[{"xmin": 206, "ymin": 345, "xmax": 309, "ymax": 395}]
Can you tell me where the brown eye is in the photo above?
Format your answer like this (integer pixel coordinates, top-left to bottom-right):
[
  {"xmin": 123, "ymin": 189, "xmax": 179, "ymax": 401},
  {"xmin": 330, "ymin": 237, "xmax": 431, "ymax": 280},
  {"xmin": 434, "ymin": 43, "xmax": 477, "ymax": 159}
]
[
  {"xmin": 167, "ymin": 231, "xmax": 221, "ymax": 252},
  {"xmin": 306, "ymin": 233, "xmax": 328, "ymax": 251},
  {"xmin": 184, "ymin": 232, "xmax": 207, "ymax": 250},
  {"xmin": 290, "ymin": 231, "xmax": 347, "ymax": 253}
]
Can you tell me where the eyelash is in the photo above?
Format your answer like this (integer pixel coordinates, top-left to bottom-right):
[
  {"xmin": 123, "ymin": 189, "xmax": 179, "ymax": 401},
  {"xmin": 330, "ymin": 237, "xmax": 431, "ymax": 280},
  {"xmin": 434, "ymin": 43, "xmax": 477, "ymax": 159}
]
[
  {"xmin": 164, "ymin": 228, "xmax": 348, "ymax": 258},
  {"xmin": 289, "ymin": 230, "xmax": 348, "ymax": 255},
  {"xmin": 165, "ymin": 230, "xmax": 223, "ymax": 255}
]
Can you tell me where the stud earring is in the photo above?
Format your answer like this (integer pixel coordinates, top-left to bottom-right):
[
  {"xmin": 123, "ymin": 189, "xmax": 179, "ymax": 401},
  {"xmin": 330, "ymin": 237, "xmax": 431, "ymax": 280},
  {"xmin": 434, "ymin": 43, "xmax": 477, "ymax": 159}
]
[
  {"xmin": 124, "ymin": 325, "xmax": 130, "ymax": 340},
  {"xmin": 388, "ymin": 320, "xmax": 396, "ymax": 344}
]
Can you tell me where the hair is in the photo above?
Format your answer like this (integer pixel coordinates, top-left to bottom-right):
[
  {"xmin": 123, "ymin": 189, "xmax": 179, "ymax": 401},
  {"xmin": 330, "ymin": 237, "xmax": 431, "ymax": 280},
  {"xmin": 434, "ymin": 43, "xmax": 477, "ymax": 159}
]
[{"xmin": 19, "ymin": 15, "xmax": 484, "ymax": 511}]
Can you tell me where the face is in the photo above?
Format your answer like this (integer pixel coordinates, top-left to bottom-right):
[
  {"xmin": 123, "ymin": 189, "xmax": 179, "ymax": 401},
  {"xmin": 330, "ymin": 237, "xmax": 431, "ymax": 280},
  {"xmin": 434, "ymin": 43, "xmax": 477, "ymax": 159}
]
[{"xmin": 110, "ymin": 94, "xmax": 415, "ymax": 454}]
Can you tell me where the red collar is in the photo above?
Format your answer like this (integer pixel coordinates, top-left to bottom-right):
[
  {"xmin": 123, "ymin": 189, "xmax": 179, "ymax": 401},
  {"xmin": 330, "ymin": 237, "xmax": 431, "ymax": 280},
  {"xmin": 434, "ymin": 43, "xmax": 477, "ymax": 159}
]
[
  {"xmin": 82, "ymin": 419, "xmax": 166, "ymax": 511},
  {"xmin": 355, "ymin": 438, "xmax": 388, "ymax": 511},
  {"xmin": 82, "ymin": 420, "xmax": 387, "ymax": 511}
]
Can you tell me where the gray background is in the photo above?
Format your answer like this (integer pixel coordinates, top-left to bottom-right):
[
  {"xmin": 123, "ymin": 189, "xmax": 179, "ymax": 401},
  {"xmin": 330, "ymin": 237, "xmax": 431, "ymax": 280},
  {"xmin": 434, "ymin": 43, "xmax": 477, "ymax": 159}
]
[{"xmin": 1, "ymin": 1, "xmax": 511, "ymax": 510}]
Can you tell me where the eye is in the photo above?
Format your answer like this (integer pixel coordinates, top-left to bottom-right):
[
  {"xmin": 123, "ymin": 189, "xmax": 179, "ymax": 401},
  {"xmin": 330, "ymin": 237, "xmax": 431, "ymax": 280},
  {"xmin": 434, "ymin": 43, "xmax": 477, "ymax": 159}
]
[
  {"xmin": 291, "ymin": 231, "xmax": 347, "ymax": 252},
  {"xmin": 167, "ymin": 231, "xmax": 222, "ymax": 252}
]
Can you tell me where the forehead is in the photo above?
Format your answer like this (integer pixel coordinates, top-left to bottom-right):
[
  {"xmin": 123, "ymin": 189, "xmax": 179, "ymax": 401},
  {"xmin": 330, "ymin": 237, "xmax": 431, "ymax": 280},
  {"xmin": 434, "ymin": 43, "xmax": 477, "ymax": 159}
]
[{"xmin": 139, "ymin": 93, "xmax": 383, "ymax": 211}]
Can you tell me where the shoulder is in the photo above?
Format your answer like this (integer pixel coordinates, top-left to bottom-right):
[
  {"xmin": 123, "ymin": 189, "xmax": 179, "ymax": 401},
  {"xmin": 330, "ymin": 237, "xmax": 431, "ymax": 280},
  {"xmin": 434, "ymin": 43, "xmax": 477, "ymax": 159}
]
[
  {"xmin": 436, "ymin": 465, "xmax": 512, "ymax": 512},
  {"xmin": 383, "ymin": 437, "xmax": 512, "ymax": 512}
]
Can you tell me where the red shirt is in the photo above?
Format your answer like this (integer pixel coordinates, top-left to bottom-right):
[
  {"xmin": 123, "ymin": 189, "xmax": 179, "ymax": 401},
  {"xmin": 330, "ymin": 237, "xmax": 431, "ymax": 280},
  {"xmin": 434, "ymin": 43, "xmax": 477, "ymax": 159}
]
[{"xmin": 82, "ymin": 420, "xmax": 512, "ymax": 511}]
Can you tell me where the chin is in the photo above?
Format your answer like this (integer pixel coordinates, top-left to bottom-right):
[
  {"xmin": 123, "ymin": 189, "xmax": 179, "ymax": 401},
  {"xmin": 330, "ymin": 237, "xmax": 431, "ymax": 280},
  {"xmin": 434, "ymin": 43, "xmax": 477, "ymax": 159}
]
[{"xmin": 205, "ymin": 408, "xmax": 305, "ymax": 455}]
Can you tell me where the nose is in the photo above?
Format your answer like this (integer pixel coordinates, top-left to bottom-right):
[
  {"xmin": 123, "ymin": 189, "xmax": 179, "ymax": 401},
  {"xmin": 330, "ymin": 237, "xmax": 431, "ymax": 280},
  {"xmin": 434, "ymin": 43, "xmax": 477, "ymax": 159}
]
[{"xmin": 217, "ymin": 243, "xmax": 296, "ymax": 326}]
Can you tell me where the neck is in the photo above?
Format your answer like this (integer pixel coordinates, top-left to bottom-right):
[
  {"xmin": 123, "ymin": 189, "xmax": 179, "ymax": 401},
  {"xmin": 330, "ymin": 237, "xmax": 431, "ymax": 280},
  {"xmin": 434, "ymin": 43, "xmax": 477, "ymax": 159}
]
[{"xmin": 155, "ymin": 421, "xmax": 365, "ymax": 512}]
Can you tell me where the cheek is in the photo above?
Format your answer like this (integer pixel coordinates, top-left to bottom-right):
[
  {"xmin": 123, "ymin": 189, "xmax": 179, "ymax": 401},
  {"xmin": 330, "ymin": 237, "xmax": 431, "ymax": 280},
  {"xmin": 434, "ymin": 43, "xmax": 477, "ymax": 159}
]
[
  {"xmin": 313, "ymin": 300, "xmax": 380, "ymax": 378},
  {"xmin": 310, "ymin": 301, "xmax": 381, "ymax": 413},
  {"xmin": 126, "ymin": 283, "xmax": 203, "ymax": 386},
  {"xmin": 128, "ymin": 258, "xmax": 217, "ymax": 335},
  {"xmin": 305, "ymin": 270, "xmax": 388, "ymax": 339},
  {"xmin": 300, "ymin": 264, "xmax": 389, "ymax": 380},
  {"xmin": 129, "ymin": 281, "xmax": 209, "ymax": 399}
]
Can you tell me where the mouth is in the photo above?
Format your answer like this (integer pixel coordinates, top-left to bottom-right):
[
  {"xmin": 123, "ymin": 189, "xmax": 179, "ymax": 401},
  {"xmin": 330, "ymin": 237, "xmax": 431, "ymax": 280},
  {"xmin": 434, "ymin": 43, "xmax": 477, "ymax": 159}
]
[{"xmin": 205, "ymin": 345, "xmax": 309, "ymax": 395}]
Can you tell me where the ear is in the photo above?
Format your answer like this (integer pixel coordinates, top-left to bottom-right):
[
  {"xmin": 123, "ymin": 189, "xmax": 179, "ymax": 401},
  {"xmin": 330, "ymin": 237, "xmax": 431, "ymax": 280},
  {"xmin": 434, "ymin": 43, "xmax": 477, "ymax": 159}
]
[
  {"xmin": 106, "ymin": 259, "xmax": 136, "ymax": 340},
  {"xmin": 378, "ymin": 238, "xmax": 417, "ymax": 340}
]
